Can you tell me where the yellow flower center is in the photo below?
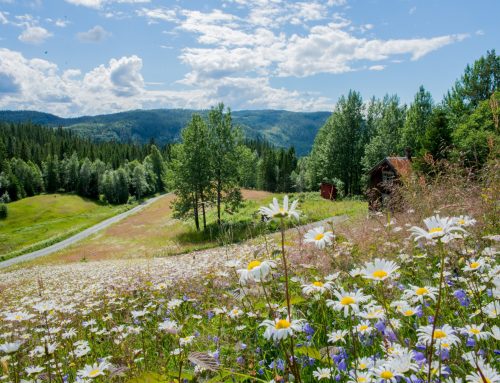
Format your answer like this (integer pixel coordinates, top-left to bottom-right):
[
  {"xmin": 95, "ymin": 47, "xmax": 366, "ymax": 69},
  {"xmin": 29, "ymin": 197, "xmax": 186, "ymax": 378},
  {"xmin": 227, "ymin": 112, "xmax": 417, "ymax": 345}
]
[
  {"xmin": 433, "ymin": 329, "xmax": 446, "ymax": 339},
  {"xmin": 380, "ymin": 371, "xmax": 394, "ymax": 380},
  {"xmin": 314, "ymin": 233, "xmax": 325, "ymax": 241},
  {"xmin": 429, "ymin": 227, "xmax": 443, "ymax": 234},
  {"xmin": 247, "ymin": 260, "xmax": 261, "ymax": 270},
  {"xmin": 458, "ymin": 219, "xmax": 465, "ymax": 225},
  {"xmin": 404, "ymin": 310, "xmax": 414, "ymax": 316},
  {"xmin": 359, "ymin": 363, "xmax": 367, "ymax": 369},
  {"xmin": 15, "ymin": 315, "xmax": 23, "ymax": 320},
  {"xmin": 88, "ymin": 369, "xmax": 101, "ymax": 378},
  {"xmin": 470, "ymin": 328, "xmax": 480, "ymax": 335},
  {"xmin": 359, "ymin": 325, "xmax": 369, "ymax": 331},
  {"xmin": 442, "ymin": 343, "xmax": 450, "ymax": 349},
  {"xmin": 416, "ymin": 287, "xmax": 428, "ymax": 295},
  {"xmin": 313, "ymin": 281, "xmax": 324, "ymax": 287},
  {"xmin": 275, "ymin": 319, "xmax": 291, "ymax": 329},
  {"xmin": 470, "ymin": 262, "xmax": 480, "ymax": 269},
  {"xmin": 340, "ymin": 296, "xmax": 355, "ymax": 305},
  {"xmin": 359, "ymin": 378, "xmax": 367, "ymax": 383},
  {"xmin": 372, "ymin": 270, "xmax": 388, "ymax": 279}
]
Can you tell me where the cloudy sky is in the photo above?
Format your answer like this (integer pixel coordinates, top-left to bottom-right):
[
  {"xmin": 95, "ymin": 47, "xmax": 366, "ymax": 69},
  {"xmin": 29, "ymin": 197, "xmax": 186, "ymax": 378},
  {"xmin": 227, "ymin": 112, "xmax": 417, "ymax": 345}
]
[{"xmin": 0, "ymin": 0, "xmax": 498, "ymax": 116}]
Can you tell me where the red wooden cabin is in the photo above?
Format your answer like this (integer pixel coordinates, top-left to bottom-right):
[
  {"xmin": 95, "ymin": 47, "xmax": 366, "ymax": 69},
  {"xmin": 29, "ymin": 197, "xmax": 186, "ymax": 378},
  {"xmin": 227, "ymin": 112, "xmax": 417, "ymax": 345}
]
[{"xmin": 320, "ymin": 182, "xmax": 337, "ymax": 200}]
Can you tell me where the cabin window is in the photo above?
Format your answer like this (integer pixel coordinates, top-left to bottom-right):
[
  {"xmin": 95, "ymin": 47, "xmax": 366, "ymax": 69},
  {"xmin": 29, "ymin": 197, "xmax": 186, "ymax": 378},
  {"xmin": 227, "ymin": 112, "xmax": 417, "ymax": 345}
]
[{"xmin": 382, "ymin": 170, "xmax": 395, "ymax": 182}]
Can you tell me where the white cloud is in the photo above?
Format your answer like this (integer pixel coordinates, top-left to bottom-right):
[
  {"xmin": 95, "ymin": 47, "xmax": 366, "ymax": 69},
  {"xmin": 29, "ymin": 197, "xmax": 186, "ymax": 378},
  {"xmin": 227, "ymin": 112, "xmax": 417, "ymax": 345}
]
[
  {"xmin": 0, "ymin": 48, "xmax": 332, "ymax": 116},
  {"xmin": 18, "ymin": 26, "xmax": 52, "ymax": 44},
  {"xmin": 77, "ymin": 25, "xmax": 110, "ymax": 42},
  {"xmin": 172, "ymin": 5, "xmax": 468, "ymax": 82},
  {"xmin": 54, "ymin": 18, "xmax": 70, "ymax": 27},
  {"xmin": 369, "ymin": 65, "xmax": 385, "ymax": 71},
  {"xmin": 0, "ymin": 11, "xmax": 8, "ymax": 24},
  {"xmin": 136, "ymin": 7, "xmax": 177, "ymax": 23},
  {"xmin": 65, "ymin": 0, "xmax": 150, "ymax": 8},
  {"xmin": 65, "ymin": 0, "xmax": 102, "ymax": 8}
]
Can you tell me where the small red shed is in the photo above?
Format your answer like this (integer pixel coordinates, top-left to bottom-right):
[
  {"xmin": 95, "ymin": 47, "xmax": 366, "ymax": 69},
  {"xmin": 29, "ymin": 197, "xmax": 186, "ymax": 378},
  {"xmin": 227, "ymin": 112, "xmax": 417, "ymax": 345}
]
[{"xmin": 320, "ymin": 182, "xmax": 337, "ymax": 200}]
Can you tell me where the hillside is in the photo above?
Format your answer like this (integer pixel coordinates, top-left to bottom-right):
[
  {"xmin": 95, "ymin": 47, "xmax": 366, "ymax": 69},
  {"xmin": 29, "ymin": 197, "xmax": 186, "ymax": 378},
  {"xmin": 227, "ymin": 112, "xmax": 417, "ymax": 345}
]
[{"xmin": 0, "ymin": 109, "xmax": 331, "ymax": 155}]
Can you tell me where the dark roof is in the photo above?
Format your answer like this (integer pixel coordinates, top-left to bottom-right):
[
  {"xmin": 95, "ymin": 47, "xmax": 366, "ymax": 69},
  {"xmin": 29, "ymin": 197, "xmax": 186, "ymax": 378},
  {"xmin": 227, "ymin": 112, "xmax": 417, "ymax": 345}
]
[{"xmin": 368, "ymin": 156, "xmax": 412, "ymax": 176}]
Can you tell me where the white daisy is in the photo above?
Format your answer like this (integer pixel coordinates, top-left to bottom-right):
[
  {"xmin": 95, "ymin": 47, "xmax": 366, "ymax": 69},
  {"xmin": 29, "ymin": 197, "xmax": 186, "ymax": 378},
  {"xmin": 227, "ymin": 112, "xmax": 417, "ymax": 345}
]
[
  {"xmin": 77, "ymin": 361, "xmax": 110, "ymax": 379},
  {"xmin": 409, "ymin": 215, "xmax": 465, "ymax": 243},
  {"xmin": 356, "ymin": 320, "xmax": 374, "ymax": 335},
  {"xmin": 260, "ymin": 317, "xmax": 304, "ymax": 341},
  {"xmin": 327, "ymin": 288, "xmax": 370, "ymax": 317},
  {"xmin": 462, "ymin": 324, "xmax": 491, "ymax": 340},
  {"xmin": 328, "ymin": 329, "xmax": 348, "ymax": 344},
  {"xmin": 483, "ymin": 301, "xmax": 500, "ymax": 318},
  {"xmin": 158, "ymin": 319, "xmax": 181, "ymax": 334},
  {"xmin": 304, "ymin": 226, "xmax": 334, "ymax": 249},
  {"xmin": 237, "ymin": 259, "xmax": 275, "ymax": 285},
  {"xmin": 466, "ymin": 363, "xmax": 500, "ymax": 383},
  {"xmin": 453, "ymin": 215, "xmax": 477, "ymax": 227},
  {"xmin": 403, "ymin": 285, "xmax": 438, "ymax": 303},
  {"xmin": 0, "ymin": 341, "xmax": 22, "ymax": 354},
  {"xmin": 313, "ymin": 367, "xmax": 334, "ymax": 380},
  {"xmin": 417, "ymin": 324, "xmax": 461, "ymax": 349},
  {"xmin": 259, "ymin": 195, "xmax": 300, "ymax": 220},
  {"xmin": 463, "ymin": 258, "xmax": 486, "ymax": 272},
  {"xmin": 373, "ymin": 363, "xmax": 402, "ymax": 383},
  {"xmin": 360, "ymin": 258, "xmax": 399, "ymax": 282},
  {"xmin": 302, "ymin": 280, "xmax": 333, "ymax": 296},
  {"xmin": 4, "ymin": 311, "xmax": 35, "ymax": 322}
]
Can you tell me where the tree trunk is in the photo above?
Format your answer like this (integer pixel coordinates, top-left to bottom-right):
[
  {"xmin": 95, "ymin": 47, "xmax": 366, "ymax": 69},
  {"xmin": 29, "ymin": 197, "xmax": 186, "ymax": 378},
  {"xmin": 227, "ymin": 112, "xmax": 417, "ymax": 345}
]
[
  {"xmin": 200, "ymin": 187, "xmax": 207, "ymax": 231},
  {"xmin": 217, "ymin": 176, "xmax": 221, "ymax": 226},
  {"xmin": 193, "ymin": 192, "xmax": 200, "ymax": 231}
]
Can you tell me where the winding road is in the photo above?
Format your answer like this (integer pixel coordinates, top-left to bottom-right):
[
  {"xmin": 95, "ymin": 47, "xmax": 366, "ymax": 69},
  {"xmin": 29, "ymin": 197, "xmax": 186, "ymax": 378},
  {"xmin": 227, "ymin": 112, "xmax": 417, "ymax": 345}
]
[{"xmin": 0, "ymin": 194, "xmax": 170, "ymax": 269}]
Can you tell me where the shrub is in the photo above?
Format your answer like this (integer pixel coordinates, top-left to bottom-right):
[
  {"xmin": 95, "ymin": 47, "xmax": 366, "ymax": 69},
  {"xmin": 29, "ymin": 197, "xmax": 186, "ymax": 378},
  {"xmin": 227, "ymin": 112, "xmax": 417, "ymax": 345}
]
[{"xmin": 0, "ymin": 203, "xmax": 7, "ymax": 219}]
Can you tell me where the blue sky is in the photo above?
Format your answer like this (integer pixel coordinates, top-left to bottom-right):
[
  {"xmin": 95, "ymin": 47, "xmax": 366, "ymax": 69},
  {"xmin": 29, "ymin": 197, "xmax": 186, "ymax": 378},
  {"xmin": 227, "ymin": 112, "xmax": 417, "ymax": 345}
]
[{"xmin": 0, "ymin": 0, "xmax": 498, "ymax": 116}]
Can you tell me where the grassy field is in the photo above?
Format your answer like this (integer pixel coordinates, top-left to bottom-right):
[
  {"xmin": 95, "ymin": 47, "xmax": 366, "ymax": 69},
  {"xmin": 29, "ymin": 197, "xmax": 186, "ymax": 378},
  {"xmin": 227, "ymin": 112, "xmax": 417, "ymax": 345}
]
[
  {"xmin": 0, "ymin": 194, "xmax": 132, "ymax": 260},
  {"xmin": 21, "ymin": 191, "xmax": 367, "ymax": 266}
]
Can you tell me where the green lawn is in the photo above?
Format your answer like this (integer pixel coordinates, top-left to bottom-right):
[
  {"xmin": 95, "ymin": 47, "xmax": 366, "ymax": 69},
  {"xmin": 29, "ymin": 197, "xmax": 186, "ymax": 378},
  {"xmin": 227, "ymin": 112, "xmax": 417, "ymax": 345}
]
[
  {"xmin": 0, "ymin": 194, "xmax": 132, "ymax": 260},
  {"xmin": 178, "ymin": 192, "xmax": 367, "ymax": 247}
]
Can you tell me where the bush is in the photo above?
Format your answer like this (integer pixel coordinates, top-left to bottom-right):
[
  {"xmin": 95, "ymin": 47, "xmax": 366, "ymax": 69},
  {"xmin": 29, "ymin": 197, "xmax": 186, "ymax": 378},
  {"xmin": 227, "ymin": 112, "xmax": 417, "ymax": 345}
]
[{"xmin": 0, "ymin": 203, "xmax": 7, "ymax": 219}]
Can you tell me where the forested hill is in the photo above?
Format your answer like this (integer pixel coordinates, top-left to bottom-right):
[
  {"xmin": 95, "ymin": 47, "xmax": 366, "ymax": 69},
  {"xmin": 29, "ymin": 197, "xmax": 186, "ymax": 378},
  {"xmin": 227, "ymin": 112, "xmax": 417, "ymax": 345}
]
[{"xmin": 0, "ymin": 109, "xmax": 330, "ymax": 156}]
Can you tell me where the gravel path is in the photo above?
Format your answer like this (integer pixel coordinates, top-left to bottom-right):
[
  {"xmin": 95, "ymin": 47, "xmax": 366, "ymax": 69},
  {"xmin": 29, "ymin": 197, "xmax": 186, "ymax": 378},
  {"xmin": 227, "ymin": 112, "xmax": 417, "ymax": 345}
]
[{"xmin": 0, "ymin": 194, "xmax": 170, "ymax": 269}]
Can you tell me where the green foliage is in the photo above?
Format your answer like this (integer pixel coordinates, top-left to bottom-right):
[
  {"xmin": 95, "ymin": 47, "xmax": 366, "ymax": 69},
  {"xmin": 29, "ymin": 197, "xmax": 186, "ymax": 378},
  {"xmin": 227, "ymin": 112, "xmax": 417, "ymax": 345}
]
[
  {"xmin": 0, "ymin": 123, "xmax": 167, "ymax": 205},
  {"xmin": 208, "ymin": 103, "xmax": 242, "ymax": 225},
  {"xmin": 361, "ymin": 94, "xmax": 406, "ymax": 173},
  {"xmin": 445, "ymin": 49, "xmax": 500, "ymax": 120},
  {"xmin": 401, "ymin": 85, "xmax": 433, "ymax": 152},
  {"xmin": 0, "ymin": 203, "xmax": 6, "ymax": 219},
  {"xmin": 309, "ymin": 90, "xmax": 367, "ymax": 195},
  {"xmin": 451, "ymin": 92, "xmax": 500, "ymax": 168},
  {"xmin": 170, "ymin": 114, "xmax": 213, "ymax": 231},
  {"xmin": 0, "ymin": 109, "xmax": 330, "ymax": 156}
]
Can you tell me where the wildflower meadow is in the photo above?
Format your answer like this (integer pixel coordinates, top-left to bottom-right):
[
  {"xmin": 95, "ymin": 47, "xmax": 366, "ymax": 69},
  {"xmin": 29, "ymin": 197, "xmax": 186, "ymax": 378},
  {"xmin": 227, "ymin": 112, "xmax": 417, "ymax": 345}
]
[{"xmin": 1, "ymin": 196, "xmax": 499, "ymax": 383}]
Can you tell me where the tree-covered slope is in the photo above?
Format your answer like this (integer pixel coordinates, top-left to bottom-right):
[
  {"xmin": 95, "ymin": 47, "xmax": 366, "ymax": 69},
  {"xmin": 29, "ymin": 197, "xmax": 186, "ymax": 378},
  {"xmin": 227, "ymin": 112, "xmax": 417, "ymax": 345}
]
[{"xmin": 0, "ymin": 109, "xmax": 330, "ymax": 155}]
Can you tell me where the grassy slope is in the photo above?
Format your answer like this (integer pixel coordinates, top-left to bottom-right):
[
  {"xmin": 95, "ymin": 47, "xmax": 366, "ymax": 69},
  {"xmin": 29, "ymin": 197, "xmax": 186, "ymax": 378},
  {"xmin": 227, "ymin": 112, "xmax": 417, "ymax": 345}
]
[
  {"xmin": 0, "ymin": 194, "xmax": 132, "ymax": 260},
  {"xmin": 19, "ymin": 191, "xmax": 366, "ymax": 267}
]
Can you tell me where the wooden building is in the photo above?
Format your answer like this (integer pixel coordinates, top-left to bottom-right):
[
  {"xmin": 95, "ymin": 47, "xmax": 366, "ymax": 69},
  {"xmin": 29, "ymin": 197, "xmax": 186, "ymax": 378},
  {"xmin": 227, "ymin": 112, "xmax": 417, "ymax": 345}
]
[
  {"xmin": 320, "ymin": 182, "xmax": 337, "ymax": 200},
  {"xmin": 367, "ymin": 156, "xmax": 412, "ymax": 210}
]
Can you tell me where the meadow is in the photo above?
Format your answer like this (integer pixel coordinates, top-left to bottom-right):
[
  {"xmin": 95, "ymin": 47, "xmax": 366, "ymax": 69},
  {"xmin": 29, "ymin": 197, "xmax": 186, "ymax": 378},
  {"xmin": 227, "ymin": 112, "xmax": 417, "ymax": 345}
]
[
  {"xmin": 10, "ymin": 190, "xmax": 366, "ymax": 267},
  {"xmin": 0, "ymin": 194, "xmax": 133, "ymax": 261},
  {"xmin": 0, "ymin": 178, "xmax": 498, "ymax": 383}
]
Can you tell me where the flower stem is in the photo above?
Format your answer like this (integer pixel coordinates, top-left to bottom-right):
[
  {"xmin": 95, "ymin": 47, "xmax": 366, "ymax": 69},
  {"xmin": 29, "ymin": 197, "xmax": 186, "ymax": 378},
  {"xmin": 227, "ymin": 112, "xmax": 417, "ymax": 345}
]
[{"xmin": 426, "ymin": 241, "xmax": 446, "ymax": 383}]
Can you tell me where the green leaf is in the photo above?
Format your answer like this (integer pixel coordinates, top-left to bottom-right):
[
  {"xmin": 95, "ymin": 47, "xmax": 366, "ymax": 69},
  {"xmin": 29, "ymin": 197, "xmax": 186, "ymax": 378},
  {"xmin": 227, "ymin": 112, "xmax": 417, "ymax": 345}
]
[
  {"xmin": 127, "ymin": 372, "xmax": 167, "ymax": 383},
  {"xmin": 295, "ymin": 346, "xmax": 321, "ymax": 360}
]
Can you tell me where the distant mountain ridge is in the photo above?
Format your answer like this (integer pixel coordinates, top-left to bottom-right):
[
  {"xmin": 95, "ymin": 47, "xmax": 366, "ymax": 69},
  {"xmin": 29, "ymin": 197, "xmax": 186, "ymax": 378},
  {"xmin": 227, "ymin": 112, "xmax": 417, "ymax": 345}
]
[{"xmin": 0, "ymin": 109, "xmax": 331, "ymax": 155}]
